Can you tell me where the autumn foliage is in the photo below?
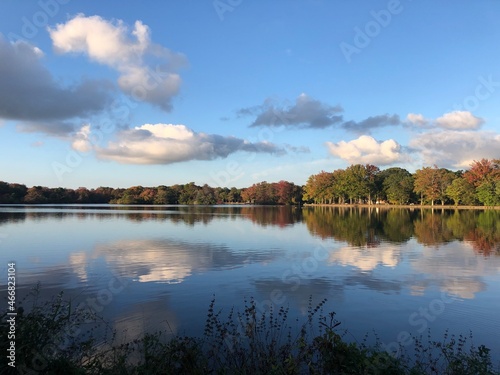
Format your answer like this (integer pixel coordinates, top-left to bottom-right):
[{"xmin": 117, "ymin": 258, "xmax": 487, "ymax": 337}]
[{"xmin": 0, "ymin": 159, "xmax": 499, "ymax": 206}]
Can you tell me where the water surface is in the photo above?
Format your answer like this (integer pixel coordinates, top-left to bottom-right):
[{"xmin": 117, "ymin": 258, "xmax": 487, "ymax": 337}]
[{"xmin": 1, "ymin": 205, "xmax": 499, "ymax": 361}]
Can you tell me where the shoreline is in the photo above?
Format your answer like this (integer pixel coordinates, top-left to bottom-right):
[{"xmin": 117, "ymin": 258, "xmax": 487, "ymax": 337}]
[{"xmin": 303, "ymin": 203, "xmax": 500, "ymax": 210}]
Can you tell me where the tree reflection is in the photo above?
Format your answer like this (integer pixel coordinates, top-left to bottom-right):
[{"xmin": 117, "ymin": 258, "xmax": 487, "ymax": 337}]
[
  {"xmin": 412, "ymin": 209, "xmax": 500, "ymax": 255},
  {"xmin": 465, "ymin": 211, "xmax": 500, "ymax": 256},
  {"xmin": 413, "ymin": 210, "xmax": 457, "ymax": 246},
  {"xmin": 1, "ymin": 206, "xmax": 498, "ymax": 254},
  {"xmin": 303, "ymin": 207, "xmax": 382, "ymax": 247},
  {"xmin": 240, "ymin": 206, "xmax": 302, "ymax": 227},
  {"xmin": 381, "ymin": 209, "xmax": 415, "ymax": 243},
  {"xmin": 302, "ymin": 207, "xmax": 499, "ymax": 254}
]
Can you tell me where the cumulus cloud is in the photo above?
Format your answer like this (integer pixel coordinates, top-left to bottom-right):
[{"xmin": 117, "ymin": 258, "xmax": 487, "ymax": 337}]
[
  {"xmin": 238, "ymin": 94, "xmax": 343, "ymax": 128},
  {"xmin": 435, "ymin": 111, "xmax": 484, "ymax": 130},
  {"xmin": 49, "ymin": 14, "xmax": 187, "ymax": 111},
  {"xmin": 409, "ymin": 130, "xmax": 500, "ymax": 168},
  {"xmin": 96, "ymin": 123, "xmax": 285, "ymax": 164},
  {"xmin": 0, "ymin": 35, "xmax": 112, "ymax": 129},
  {"xmin": 406, "ymin": 113, "xmax": 429, "ymax": 126},
  {"xmin": 71, "ymin": 124, "xmax": 92, "ymax": 152},
  {"xmin": 407, "ymin": 111, "xmax": 484, "ymax": 130},
  {"xmin": 326, "ymin": 135, "xmax": 407, "ymax": 165},
  {"xmin": 342, "ymin": 114, "xmax": 401, "ymax": 133}
]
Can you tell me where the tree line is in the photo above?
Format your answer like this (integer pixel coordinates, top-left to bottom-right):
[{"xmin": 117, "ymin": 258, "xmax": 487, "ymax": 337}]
[
  {"xmin": 0, "ymin": 158, "xmax": 498, "ymax": 206},
  {"xmin": 303, "ymin": 158, "xmax": 500, "ymax": 206},
  {"xmin": 0, "ymin": 180, "xmax": 302, "ymax": 205}
]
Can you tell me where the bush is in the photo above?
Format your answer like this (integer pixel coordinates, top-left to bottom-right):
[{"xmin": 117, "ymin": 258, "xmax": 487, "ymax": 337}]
[{"xmin": 1, "ymin": 286, "xmax": 498, "ymax": 374}]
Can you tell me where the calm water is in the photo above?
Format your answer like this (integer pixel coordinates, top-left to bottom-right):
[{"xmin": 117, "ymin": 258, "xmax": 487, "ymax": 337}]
[{"xmin": 1, "ymin": 205, "xmax": 499, "ymax": 361}]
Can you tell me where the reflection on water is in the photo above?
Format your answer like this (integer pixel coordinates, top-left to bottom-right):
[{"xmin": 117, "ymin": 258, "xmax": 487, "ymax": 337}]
[
  {"xmin": 0, "ymin": 205, "xmax": 499, "ymax": 359},
  {"xmin": 329, "ymin": 244, "xmax": 401, "ymax": 271},
  {"xmin": 1, "ymin": 206, "xmax": 498, "ymax": 253},
  {"xmin": 90, "ymin": 239, "xmax": 281, "ymax": 284}
]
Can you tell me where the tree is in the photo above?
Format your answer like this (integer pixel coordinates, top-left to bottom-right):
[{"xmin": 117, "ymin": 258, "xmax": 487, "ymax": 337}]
[
  {"xmin": 380, "ymin": 168, "xmax": 414, "ymax": 204},
  {"xmin": 139, "ymin": 188, "xmax": 157, "ymax": 204},
  {"xmin": 463, "ymin": 159, "xmax": 500, "ymax": 187},
  {"xmin": 476, "ymin": 181, "xmax": 500, "ymax": 206},
  {"xmin": 92, "ymin": 187, "xmax": 115, "ymax": 203},
  {"xmin": 195, "ymin": 184, "xmax": 216, "ymax": 204},
  {"xmin": 331, "ymin": 169, "xmax": 348, "ymax": 204},
  {"xmin": 303, "ymin": 171, "xmax": 335, "ymax": 204},
  {"xmin": 445, "ymin": 177, "xmax": 476, "ymax": 206},
  {"xmin": 227, "ymin": 187, "xmax": 241, "ymax": 203},
  {"xmin": 436, "ymin": 168, "xmax": 455, "ymax": 205},
  {"xmin": 23, "ymin": 186, "xmax": 50, "ymax": 204},
  {"xmin": 275, "ymin": 180, "xmax": 302, "ymax": 205},
  {"xmin": 364, "ymin": 164, "xmax": 380, "ymax": 204},
  {"xmin": 154, "ymin": 186, "xmax": 179, "ymax": 204},
  {"xmin": 342, "ymin": 164, "xmax": 378, "ymax": 204},
  {"xmin": 0, "ymin": 182, "xmax": 28, "ymax": 203},
  {"xmin": 178, "ymin": 183, "xmax": 199, "ymax": 204},
  {"xmin": 414, "ymin": 166, "xmax": 447, "ymax": 206}
]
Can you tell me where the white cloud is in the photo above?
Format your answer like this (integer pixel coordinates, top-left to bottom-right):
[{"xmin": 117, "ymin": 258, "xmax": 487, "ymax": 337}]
[
  {"xmin": 406, "ymin": 113, "xmax": 429, "ymax": 126},
  {"xmin": 71, "ymin": 124, "xmax": 92, "ymax": 152},
  {"xmin": 326, "ymin": 135, "xmax": 406, "ymax": 165},
  {"xmin": 409, "ymin": 130, "xmax": 500, "ymax": 168},
  {"xmin": 49, "ymin": 14, "xmax": 187, "ymax": 111},
  {"xmin": 96, "ymin": 123, "xmax": 285, "ymax": 164},
  {"xmin": 407, "ymin": 111, "xmax": 483, "ymax": 130},
  {"xmin": 435, "ymin": 111, "xmax": 484, "ymax": 130}
]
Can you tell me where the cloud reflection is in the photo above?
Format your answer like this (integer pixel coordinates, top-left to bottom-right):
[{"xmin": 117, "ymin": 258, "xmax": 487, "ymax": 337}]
[
  {"xmin": 328, "ymin": 245, "xmax": 402, "ymax": 271},
  {"xmin": 326, "ymin": 240, "xmax": 499, "ymax": 299},
  {"xmin": 91, "ymin": 239, "xmax": 282, "ymax": 284}
]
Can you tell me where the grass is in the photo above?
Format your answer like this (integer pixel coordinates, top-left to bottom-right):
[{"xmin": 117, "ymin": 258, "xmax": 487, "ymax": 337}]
[{"xmin": 1, "ymin": 285, "xmax": 499, "ymax": 374}]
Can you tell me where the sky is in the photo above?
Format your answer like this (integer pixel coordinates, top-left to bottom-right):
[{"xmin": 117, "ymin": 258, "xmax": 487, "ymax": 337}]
[{"xmin": 0, "ymin": 0, "xmax": 499, "ymax": 189}]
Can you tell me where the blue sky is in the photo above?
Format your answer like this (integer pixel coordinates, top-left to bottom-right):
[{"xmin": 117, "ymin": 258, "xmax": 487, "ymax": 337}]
[{"xmin": 0, "ymin": 0, "xmax": 499, "ymax": 189}]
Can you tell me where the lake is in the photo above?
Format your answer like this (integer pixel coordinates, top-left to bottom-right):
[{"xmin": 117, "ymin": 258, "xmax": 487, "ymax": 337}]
[{"xmin": 1, "ymin": 205, "xmax": 499, "ymax": 363}]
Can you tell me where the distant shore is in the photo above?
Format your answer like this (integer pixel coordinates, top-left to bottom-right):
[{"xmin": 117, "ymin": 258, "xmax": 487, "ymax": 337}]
[{"xmin": 303, "ymin": 203, "xmax": 500, "ymax": 210}]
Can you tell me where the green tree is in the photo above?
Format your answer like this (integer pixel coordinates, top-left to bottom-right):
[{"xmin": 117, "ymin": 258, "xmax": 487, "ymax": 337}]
[
  {"xmin": 445, "ymin": 177, "xmax": 476, "ymax": 206},
  {"xmin": 342, "ymin": 164, "xmax": 378, "ymax": 204},
  {"xmin": 227, "ymin": 187, "xmax": 241, "ymax": 203},
  {"xmin": 178, "ymin": 182, "xmax": 199, "ymax": 204},
  {"xmin": 476, "ymin": 180, "xmax": 500, "ymax": 206},
  {"xmin": 381, "ymin": 168, "xmax": 414, "ymax": 204},
  {"xmin": 303, "ymin": 171, "xmax": 335, "ymax": 204},
  {"xmin": 436, "ymin": 168, "xmax": 455, "ymax": 205}
]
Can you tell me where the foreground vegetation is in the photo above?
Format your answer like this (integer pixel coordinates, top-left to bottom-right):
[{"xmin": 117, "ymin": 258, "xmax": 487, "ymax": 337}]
[
  {"xmin": 1, "ymin": 286, "xmax": 499, "ymax": 374},
  {"xmin": 1, "ymin": 159, "xmax": 499, "ymax": 206}
]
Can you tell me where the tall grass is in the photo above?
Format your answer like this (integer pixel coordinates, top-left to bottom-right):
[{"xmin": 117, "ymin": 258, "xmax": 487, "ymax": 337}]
[{"xmin": 1, "ymin": 285, "xmax": 498, "ymax": 374}]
